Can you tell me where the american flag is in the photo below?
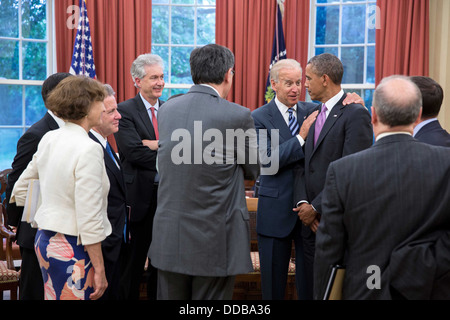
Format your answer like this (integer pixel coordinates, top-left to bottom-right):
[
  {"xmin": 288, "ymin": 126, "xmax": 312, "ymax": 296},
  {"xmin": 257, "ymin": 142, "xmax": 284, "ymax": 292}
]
[{"xmin": 69, "ymin": 0, "xmax": 96, "ymax": 78}]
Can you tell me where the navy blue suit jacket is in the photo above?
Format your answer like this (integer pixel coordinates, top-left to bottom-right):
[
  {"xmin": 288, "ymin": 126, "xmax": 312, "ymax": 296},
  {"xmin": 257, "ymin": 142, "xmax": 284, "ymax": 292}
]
[
  {"xmin": 252, "ymin": 100, "xmax": 317, "ymax": 238},
  {"xmin": 114, "ymin": 94, "xmax": 162, "ymax": 222},
  {"xmin": 415, "ymin": 120, "xmax": 450, "ymax": 147},
  {"xmin": 89, "ymin": 133, "xmax": 128, "ymax": 263}
]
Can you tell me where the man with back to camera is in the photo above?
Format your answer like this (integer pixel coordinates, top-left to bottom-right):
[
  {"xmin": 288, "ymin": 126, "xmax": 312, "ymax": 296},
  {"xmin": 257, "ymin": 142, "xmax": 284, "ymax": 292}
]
[
  {"xmin": 114, "ymin": 53, "xmax": 164, "ymax": 300},
  {"xmin": 148, "ymin": 44, "xmax": 260, "ymax": 300},
  {"xmin": 314, "ymin": 75, "xmax": 450, "ymax": 299},
  {"xmin": 411, "ymin": 76, "xmax": 450, "ymax": 147}
]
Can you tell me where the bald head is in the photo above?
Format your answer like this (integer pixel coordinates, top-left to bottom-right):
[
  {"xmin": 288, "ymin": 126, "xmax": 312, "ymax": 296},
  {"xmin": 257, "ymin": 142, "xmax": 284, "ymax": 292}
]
[{"xmin": 373, "ymin": 75, "xmax": 422, "ymax": 127}]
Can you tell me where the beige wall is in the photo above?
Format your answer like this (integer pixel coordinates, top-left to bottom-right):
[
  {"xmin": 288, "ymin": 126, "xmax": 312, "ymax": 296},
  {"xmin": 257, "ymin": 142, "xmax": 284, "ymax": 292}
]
[{"xmin": 429, "ymin": 0, "xmax": 450, "ymax": 131}]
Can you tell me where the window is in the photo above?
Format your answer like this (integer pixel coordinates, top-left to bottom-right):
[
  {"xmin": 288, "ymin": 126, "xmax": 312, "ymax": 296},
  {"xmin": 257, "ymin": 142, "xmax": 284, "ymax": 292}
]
[
  {"xmin": 309, "ymin": 0, "xmax": 376, "ymax": 110},
  {"xmin": 151, "ymin": 0, "xmax": 216, "ymax": 100},
  {"xmin": 0, "ymin": 0, "xmax": 53, "ymax": 169}
]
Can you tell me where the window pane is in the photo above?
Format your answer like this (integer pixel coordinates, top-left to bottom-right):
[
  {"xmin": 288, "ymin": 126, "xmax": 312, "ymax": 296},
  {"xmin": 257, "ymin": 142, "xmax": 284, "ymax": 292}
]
[
  {"xmin": 22, "ymin": 0, "xmax": 47, "ymax": 40},
  {"xmin": 317, "ymin": 0, "xmax": 339, "ymax": 3},
  {"xmin": 197, "ymin": 7, "xmax": 215, "ymax": 45},
  {"xmin": 171, "ymin": 46, "xmax": 193, "ymax": 84},
  {"xmin": 170, "ymin": 88, "xmax": 189, "ymax": 96},
  {"xmin": 315, "ymin": 47, "xmax": 338, "ymax": 56},
  {"xmin": 342, "ymin": 5, "xmax": 365, "ymax": 44},
  {"xmin": 0, "ymin": 39, "xmax": 19, "ymax": 79},
  {"xmin": 152, "ymin": 5, "xmax": 169, "ymax": 44},
  {"xmin": 0, "ymin": 0, "xmax": 19, "ymax": 38},
  {"xmin": 0, "ymin": 128, "xmax": 22, "ymax": 169},
  {"xmin": 198, "ymin": 0, "xmax": 215, "ymax": 4},
  {"xmin": 151, "ymin": 46, "xmax": 169, "ymax": 68},
  {"xmin": 341, "ymin": 46, "xmax": 364, "ymax": 84},
  {"xmin": 364, "ymin": 89, "xmax": 374, "ymax": 110},
  {"xmin": 366, "ymin": 45, "xmax": 375, "ymax": 84},
  {"xmin": 25, "ymin": 85, "xmax": 45, "ymax": 126},
  {"xmin": 152, "ymin": 0, "xmax": 169, "ymax": 4},
  {"xmin": 23, "ymin": 41, "xmax": 47, "ymax": 80},
  {"xmin": 0, "ymin": 85, "xmax": 22, "ymax": 125},
  {"xmin": 171, "ymin": 6, "xmax": 195, "ymax": 45},
  {"xmin": 316, "ymin": 6, "xmax": 339, "ymax": 45},
  {"xmin": 172, "ymin": 0, "xmax": 195, "ymax": 4}
]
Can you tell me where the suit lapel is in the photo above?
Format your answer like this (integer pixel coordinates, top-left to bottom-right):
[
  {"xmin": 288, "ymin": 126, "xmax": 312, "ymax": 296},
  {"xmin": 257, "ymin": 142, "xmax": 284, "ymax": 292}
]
[
  {"xmin": 135, "ymin": 94, "xmax": 155, "ymax": 138},
  {"xmin": 310, "ymin": 95, "xmax": 346, "ymax": 156},
  {"xmin": 89, "ymin": 132, "xmax": 126, "ymax": 195}
]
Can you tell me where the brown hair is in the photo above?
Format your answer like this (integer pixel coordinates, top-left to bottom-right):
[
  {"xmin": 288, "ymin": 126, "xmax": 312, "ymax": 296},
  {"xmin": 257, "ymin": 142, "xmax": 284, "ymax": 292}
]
[{"xmin": 46, "ymin": 76, "xmax": 106, "ymax": 121}]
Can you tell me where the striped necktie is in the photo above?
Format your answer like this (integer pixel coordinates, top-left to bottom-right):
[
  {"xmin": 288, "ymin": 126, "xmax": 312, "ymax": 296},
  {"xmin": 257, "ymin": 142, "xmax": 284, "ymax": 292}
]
[{"xmin": 288, "ymin": 108, "xmax": 300, "ymax": 137}]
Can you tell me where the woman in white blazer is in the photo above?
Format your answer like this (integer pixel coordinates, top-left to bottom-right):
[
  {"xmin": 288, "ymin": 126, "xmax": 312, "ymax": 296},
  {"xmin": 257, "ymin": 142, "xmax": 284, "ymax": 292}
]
[{"xmin": 11, "ymin": 76, "xmax": 112, "ymax": 300}]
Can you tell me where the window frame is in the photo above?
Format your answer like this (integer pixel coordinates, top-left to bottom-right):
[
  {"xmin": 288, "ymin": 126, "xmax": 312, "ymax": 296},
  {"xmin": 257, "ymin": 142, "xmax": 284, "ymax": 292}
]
[
  {"xmin": 308, "ymin": 0, "xmax": 376, "ymax": 105},
  {"xmin": 151, "ymin": 0, "xmax": 216, "ymax": 98},
  {"xmin": 0, "ymin": 0, "xmax": 55, "ymax": 133}
]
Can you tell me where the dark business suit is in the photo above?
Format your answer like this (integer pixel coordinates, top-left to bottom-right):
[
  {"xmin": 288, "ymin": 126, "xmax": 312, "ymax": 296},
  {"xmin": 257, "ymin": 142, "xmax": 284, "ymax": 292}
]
[
  {"xmin": 148, "ymin": 85, "xmax": 260, "ymax": 299},
  {"xmin": 414, "ymin": 120, "xmax": 450, "ymax": 147},
  {"xmin": 251, "ymin": 100, "xmax": 317, "ymax": 299},
  {"xmin": 5, "ymin": 112, "xmax": 59, "ymax": 300},
  {"xmin": 294, "ymin": 94, "xmax": 373, "ymax": 295},
  {"xmin": 89, "ymin": 132, "xmax": 128, "ymax": 300},
  {"xmin": 315, "ymin": 134, "xmax": 450, "ymax": 299},
  {"xmin": 114, "ymin": 94, "xmax": 162, "ymax": 300}
]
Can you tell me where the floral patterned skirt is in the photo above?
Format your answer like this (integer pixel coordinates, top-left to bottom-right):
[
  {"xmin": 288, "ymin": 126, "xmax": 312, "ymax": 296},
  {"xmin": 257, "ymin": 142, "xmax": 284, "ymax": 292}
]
[{"xmin": 34, "ymin": 229, "xmax": 95, "ymax": 300}]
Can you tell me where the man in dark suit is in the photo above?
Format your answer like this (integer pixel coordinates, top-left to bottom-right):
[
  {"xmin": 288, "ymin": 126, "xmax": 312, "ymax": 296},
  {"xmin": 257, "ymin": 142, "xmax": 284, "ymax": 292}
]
[
  {"xmin": 293, "ymin": 53, "xmax": 373, "ymax": 296},
  {"xmin": 5, "ymin": 72, "xmax": 72, "ymax": 300},
  {"xmin": 411, "ymin": 76, "xmax": 450, "ymax": 147},
  {"xmin": 148, "ymin": 44, "xmax": 260, "ymax": 300},
  {"xmin": 315, "ymin": 75, "xmax": 450, "ymax": 299},
  {"xmin": 252, "ymin": 58, "xmax": 366, "ymax": 300},
  {"xmin": 251, "ymin": 59, "xmax": 318, "ymax": 300},
  {"xmin": 114, "ymin": 53, "xmax": 164, "ymax": 300},
  {"xmin": 89, "ymin": 84, "xmax": 128, "ymax": 300}
]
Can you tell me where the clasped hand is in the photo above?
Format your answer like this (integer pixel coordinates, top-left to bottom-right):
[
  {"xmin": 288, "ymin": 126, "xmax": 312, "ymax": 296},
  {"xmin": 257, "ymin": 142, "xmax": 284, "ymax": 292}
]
[{"xmin": 293, "ymin": 203, "xmax": 319, "ymax": 233}]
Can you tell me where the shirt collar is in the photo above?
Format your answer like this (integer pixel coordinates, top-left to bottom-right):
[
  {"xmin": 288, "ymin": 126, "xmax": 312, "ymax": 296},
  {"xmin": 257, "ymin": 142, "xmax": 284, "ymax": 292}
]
[
  {"xmin": 376, "ymin": 131, "xmax": 412, "ymax": 142},
  {"xmin": 90, "ymin": 129, "xmax": 107, "ymax": 148},
  {"xmin": 274, "ymin": 96, "xmax": 297, "ymax": 115},
  {"xmin": 323, "ymin": 89, "xmax": 345, "ymax": 113},
  {"xmin": 199, "ymin": 84, "xmax": 221, "ymax": 97},
  {"xmin": 413, "ymin": 118, "xmax": 437, "ymax": 137},
  {"xmin": 48, "ymin": 110, "xmax": 66, "ymax": 128},
  {"xmin": 140, "ymin": 92, "xmax": 159, "ymax": 111}
]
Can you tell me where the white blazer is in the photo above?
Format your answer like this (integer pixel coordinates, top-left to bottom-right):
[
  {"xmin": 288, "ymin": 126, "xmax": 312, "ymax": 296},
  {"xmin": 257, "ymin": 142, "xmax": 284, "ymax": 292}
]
[{"xmin": 11, "ymin": 122, "xmax": 112, "ymax": 245}]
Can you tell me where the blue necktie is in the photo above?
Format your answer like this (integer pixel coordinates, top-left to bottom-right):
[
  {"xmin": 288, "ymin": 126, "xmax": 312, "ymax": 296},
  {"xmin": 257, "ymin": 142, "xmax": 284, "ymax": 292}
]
[
  {"xmin": 288, "ymin": 108, "xmax": 300, "ymax": 137},
  {"xmin": 105, "ymin": 142, "xmax": 118, "ymax": 166}
]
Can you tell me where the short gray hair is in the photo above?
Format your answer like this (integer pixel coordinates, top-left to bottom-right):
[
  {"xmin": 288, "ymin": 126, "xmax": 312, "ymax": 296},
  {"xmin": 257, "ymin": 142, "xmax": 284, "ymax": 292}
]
[
  {"xmin": 130, "ymin": 53, "xmax": 164, "ymax": 87},
  {"xmin": 103, "ymin": 84, "xmax": 115, "ymax": 97},
  {"xmin": 270, "ymin": 59, "xmax": 302, "ymax": 83},
  {"xmin": 373, "ymin": 75, "xmax": 422, "ymax": 127}
]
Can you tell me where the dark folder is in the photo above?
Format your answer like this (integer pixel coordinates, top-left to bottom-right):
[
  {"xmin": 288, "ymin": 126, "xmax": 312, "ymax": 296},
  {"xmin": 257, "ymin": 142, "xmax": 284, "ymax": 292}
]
[{"xmin": 323, "ymin": 265, "xmax": 346, "ymax": 300}]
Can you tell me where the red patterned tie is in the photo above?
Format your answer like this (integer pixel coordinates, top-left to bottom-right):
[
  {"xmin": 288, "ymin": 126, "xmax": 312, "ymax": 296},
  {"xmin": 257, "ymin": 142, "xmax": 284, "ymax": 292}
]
[{"xmin": 150, "ymin": 106, "xmax": 159, "ymax": 140}]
